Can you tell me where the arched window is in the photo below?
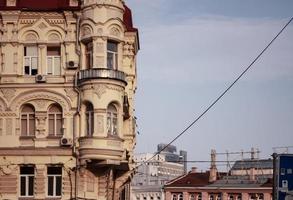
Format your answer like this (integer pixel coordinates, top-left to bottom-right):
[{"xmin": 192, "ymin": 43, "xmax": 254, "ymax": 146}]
[
  {"xmin": 48, "ymin": 104, "xmax": 63, "ymax": 136},
  {"xmin": 85, "ymin": 103, "xmax": 94, "ymax": 136},
  {"xmin": 21, "ymin": 104, "xmax": 35, "ymax": 136},
  {"xmin": 107, "ymin": 103, "xmax": 118, "ymax": 135}
]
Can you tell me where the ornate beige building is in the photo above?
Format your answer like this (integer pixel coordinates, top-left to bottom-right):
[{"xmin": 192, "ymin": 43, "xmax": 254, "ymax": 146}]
[{"xmin": 0, "ymin": 0, "xmax": 139, "ymax": 199}]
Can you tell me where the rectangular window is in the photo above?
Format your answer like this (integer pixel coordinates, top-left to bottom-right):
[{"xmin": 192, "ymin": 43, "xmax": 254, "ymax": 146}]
[
  {"xmin": 47, "ymin": 166, "xmax": 62, "ymax": 197},
  {"xmin": 47, "ymin": 47, "xmax": 61, "ymax": 75},
  {"xmin": 107, "ymin": 41, "xmax": 118, "ymax": 69},
  {"xmin": 85, "ymin": 43, "xmax": 93, "ymax": 69},
  {"xmin": 20, "ymin": 166, "xmax": 35, "ymax": 197},
  {"xmin": 24, "ymin": 46, "xmax": 38, "ymax": 75}
]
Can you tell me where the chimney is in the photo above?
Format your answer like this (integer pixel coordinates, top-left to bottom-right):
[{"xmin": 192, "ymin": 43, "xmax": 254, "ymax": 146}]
[
  {"xmin": 191, "ymin": 167, "xmax": 197, "ymax": 173},
  {"xmin": 209, "ymin": 149, "xmax": 217, "ymax": 182}
]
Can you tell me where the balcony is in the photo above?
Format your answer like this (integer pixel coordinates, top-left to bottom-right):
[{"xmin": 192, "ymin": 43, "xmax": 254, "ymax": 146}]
[
  {"xmin": 77, "ymin": 68, "xmax": 126, "ymax": 84},
  {"xmin": 78, "ymin": 136, "xmax": 124, "ymax": 162}
]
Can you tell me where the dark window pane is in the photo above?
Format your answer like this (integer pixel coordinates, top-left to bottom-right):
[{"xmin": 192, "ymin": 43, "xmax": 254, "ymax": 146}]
[
  {"xmin": 56, "ymin": 118, "xmax": 62, "ymax": 135},
  {"xmin": 56, "ymin": 176, "xmax": 62, "ymax": 196},
  {"xmin": 48, "ymin": 176, "xmax": 53, "ymax": 196},
  {"xmin": 47, "ymin": 46, "xmax": 60, "ymax": 56},
  {"xmin": 48, "ymin": 167, "xmax": 62, "ymax": 175},
  {"xmin": 20, "ymin": 176, "xmax": 26, "ymax": 196},
  {"xmin": 20, "ymin": 166, "xmax": 34, "ymax": 174},
  {"xmin": 28, "ymin": 176, "xmax": 34, "ymax": 196},
  {"xmin": 107, "ymin": 42, "xmax": 117, "ymax": 52},
  {"xmin": 21, "ymin": 118, "xmax": 27, "ymax": 136},
  {"xmin": 25, "ymin": 66, "xmax": 30, "ymax": 75},
  {"xmin": 31, "ymin": 69, "xmax": 38, "ymax": 75}
]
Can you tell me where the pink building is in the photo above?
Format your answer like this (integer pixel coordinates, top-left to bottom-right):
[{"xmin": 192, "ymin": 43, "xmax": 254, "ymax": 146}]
[{"xmin": 164, "ymin": 159, "xmax": 273, "ymax": 200}]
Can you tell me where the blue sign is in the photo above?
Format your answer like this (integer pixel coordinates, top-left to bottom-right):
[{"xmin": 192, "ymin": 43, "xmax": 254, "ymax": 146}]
[{"xmin": 276, "ymin": 154, "xmax": 293, "ymax": 200}]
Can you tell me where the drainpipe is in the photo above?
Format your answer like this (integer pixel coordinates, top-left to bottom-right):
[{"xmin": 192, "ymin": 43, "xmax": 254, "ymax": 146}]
[{"xmin": 73, "ymin": 12, "xmax": 82, "ymax": 200}]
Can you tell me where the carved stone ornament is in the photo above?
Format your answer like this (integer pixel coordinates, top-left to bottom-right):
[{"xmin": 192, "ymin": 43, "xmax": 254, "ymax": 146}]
[
  {"xmin": 1, "ymin": 88, "xmax": 16, "ymax": 102},
  {"xmin": 93, "ymin": 85, "xmax": 107, "ymax": 99},
  {"xmin": 34, "ymin": 100, "xmax": 49, "ymax": 110},
  {"xmin": 25, "ymin": 33, "xmax": 38, "ymax": 41},
  {"xmin": 65, "ymin": 88, "xmax": 78, "ymax": 101},
  {"xmin": 38, "ymin": 22, "xmax": 48, "ymax": 30},
  {"xmin": 48, "ymin": 33, "xmax": 60, "ymax": 42},
  {"xmin": 82, "ymin": 26, "xmax": 92, "ymax": 37},
  {"xmin": 110, "ymin": 27, "xmax": 120, "ymax": 37}
]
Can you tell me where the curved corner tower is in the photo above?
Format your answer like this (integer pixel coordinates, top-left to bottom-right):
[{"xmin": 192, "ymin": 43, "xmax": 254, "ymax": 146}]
[{"xmin": 0, "ymin": 0, "xmax": 139, "ymax": 199}]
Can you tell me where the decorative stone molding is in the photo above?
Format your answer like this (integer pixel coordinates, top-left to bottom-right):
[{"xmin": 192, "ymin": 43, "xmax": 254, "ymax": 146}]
[
  {"xmin": 5, "ymin": 118, "xmax": 12, "ymax": 135},
  {"xmin": 65, "ymin": 88, "xmax": 78, "ymax": 102},
  {"xmin": 96, "ymin": 115, "xmax": 104, "ymax": 133},
  {"xmin": 25, "ymin": 32, "xmax": 38, "ymax": 41},
  {"xmin": 36, "ymin": 112, "xmax": 47, "ymax": 137},
  {"xmin": 33, "ymin": 99, "xmax": 50, "ymax": 110},
  {"xmin": 10, "ymin": 90, "xmax": 71, "ymax": 113},
  {"xmin": 93, "ymin": 84, "xmax": 107, "ymax": 98},
  {"xmin": 81, "ymin": 26, "xmax": 92, "ymax": 37},
  {"xmin": 0, "ymin": 88, "xmax": 16, "ymax": 103},
  {"xmin": 109, "ymin": 27, "xmax": 121, "ymax": 37}
]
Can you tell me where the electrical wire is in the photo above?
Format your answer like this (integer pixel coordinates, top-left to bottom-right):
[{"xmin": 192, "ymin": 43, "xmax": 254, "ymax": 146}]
[{"xmin": 140, "ymin": 16, "xmax": 293, "ymax": 167}]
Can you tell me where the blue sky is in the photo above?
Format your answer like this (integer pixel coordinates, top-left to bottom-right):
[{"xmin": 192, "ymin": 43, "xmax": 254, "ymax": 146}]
[{"xmin": 126, "ymin": 0, "xmax": 293, "ymax": 170}]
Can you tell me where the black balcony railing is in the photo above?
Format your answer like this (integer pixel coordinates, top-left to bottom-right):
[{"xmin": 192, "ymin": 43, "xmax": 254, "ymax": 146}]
[{"xmin": 78, "ymin": 68, "xmax": 126, "ymax": 83}]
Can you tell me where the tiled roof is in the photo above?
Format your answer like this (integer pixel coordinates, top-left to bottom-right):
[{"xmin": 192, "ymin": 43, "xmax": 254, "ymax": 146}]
[
  {"xmin": 208, "ymin": 175, "xmax": 273, "ymax": 188},
  {"xmin": 165, "ymin": 171, "xmax": 211, "ymax": 187},
  {"xmin": 231, "ymin": 159, "xmax": 273, "ymax": 170}
]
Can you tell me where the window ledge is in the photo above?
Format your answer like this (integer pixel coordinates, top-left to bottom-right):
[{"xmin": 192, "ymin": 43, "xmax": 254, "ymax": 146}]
[
  {"xmin": 19, "ymin": 136, "xmax": 35, "ymax": 139},
  {"xmin": 19, "ymin": 197, "xmax": 35, "ymax": 200},
  {"xmin": 47, "ymin": 135, "xmax": 63, "ymax": 139}
]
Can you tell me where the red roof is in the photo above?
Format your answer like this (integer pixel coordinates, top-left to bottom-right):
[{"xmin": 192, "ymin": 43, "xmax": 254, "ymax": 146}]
[
  {"xmin": 165, "ymin": 171, "xmax": 211, "ymax": 188},
  {"xmin": 123, "ymin": 4, "xmax": 138, "ymax": 32},
  {"xmin": 0, "ymin": 0, "xmax": 79, "ymax": 11}
]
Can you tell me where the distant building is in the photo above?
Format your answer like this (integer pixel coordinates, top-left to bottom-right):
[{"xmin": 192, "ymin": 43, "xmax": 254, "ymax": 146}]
[
  {"xmin": 164, "ymin": 150, "xmax": 273, "ymax": 200},
  {"xmin": 131, "ymin": 145, "xmax": 187, "ymax": 200}
]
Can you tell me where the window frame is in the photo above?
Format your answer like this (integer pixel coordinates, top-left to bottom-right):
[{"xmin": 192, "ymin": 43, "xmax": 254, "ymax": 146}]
[
  {"xmin": 47, "ymin": 166, "xmax": 62, "ymax": 198},
  {"xmin": 48, "ymin": 104, "xmax": 63, "ymax": 137},
  {"xmin": 85, "ymin": 103, "xmax": 94, "ymax": 136},
  {"xmin": 21, "ymin": 105, "xmax": 35, "ymax": 137},
  {"xmin": 107, "ymin": 103, "xmax": 118, "ymax": 136},
  {"xmin": 85, "ymin": 42, "xmax": 93, "ymax": 69},
  {"xmin": 46, "ymin": 46, "xmax": 61, "ymax": 76},
  {"xmin": 20, "ymin": 166, "xmax": 35, "ymax": 197},
  {"xmin": 24, "ymin": 46, "xmax": 38, "ymax": 76},
  {"xmin": 107, "ymin": 40, "xmax": 118, "ymax": 70}
]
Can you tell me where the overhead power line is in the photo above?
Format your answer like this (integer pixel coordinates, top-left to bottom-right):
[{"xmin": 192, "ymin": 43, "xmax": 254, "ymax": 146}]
[{"xmin": 141, "ymin": 17, "xmax": 293, "ymax": 166}]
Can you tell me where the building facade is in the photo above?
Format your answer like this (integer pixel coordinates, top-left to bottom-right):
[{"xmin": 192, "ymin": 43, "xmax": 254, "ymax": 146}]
[
  {"xmin": 164, "ymin": 153, "xmax": 273, "ymax": 200},
  {"xmin": 0, "ymin": 0, "xmax": 139, "ymax": 199},
  {"xmin": 131, "ymin": 145, "xmax": 187, "ymax": 200}
]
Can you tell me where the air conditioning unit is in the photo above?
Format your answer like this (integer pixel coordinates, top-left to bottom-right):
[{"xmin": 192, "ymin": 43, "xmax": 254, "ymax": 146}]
[
  {"xmin": 60, "ymin": 137, "xmax": 73, "ymax": 147},
  {"xmin": 66, "ymin": 61, "xmax": 78, "ymax": 69},
  {"xmin": 35, "ymin": 74, "xmax": 46, "ymax": 83}
]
